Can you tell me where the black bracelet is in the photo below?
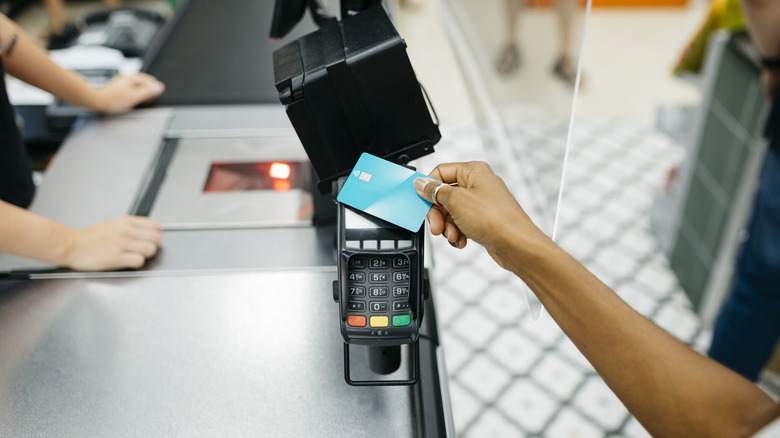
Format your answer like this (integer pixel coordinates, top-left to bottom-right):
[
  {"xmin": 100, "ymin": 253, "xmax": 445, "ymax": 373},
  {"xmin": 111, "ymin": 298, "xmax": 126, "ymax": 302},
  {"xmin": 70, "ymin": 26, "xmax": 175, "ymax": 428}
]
[
  {"xmin": 2, "ymin": 32, "xmax": 18, "ymax": 56},
  {"xmin": 761, "ymin": 55, "xmax": 780, "ymax": 70}
]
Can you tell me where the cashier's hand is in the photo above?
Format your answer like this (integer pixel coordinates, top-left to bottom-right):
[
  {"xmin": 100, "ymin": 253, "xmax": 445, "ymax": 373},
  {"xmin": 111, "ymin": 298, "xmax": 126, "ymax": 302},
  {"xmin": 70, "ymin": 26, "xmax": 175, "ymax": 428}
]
[
  {"xmin": 89, "ymin": 73, "xmax": 165, "ymax": 114},
  {"xmin": 61, "ymin": 216, "xmax": 162, "ymax": 271},
  {"xmin": 414, "ymin": 161, "xmax": 548, "ymax": 271}
]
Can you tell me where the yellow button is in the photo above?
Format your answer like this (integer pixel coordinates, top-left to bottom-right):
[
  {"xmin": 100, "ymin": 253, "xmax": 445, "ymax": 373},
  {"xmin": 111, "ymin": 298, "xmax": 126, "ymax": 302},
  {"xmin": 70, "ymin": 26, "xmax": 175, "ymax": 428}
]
[{"xmin": 370, "ymin": 316, "xmax": 389, "ymax": 328}]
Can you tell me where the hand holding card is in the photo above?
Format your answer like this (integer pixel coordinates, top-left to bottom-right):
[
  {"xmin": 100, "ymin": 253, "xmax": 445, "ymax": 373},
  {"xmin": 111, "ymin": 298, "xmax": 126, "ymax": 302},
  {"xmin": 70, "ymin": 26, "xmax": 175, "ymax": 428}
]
[{"xmin": 337, "ymin": 153, "xmax": 434, "ymax": 232}]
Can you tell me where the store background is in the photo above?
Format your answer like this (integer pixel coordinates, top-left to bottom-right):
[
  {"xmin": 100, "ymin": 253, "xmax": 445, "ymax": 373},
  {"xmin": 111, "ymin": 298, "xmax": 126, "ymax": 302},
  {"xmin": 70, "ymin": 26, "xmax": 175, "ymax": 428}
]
[{"xmin": 5, "ymin": 0, "xmax": 779, "ymax": 436}]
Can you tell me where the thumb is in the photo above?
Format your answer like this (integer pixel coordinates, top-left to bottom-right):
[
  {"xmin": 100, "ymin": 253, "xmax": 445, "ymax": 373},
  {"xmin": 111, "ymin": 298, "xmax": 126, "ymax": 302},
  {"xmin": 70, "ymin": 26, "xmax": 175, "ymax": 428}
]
[{"xmin": 414, "ymin": 177, "xmax": 450, "ymax": 206}]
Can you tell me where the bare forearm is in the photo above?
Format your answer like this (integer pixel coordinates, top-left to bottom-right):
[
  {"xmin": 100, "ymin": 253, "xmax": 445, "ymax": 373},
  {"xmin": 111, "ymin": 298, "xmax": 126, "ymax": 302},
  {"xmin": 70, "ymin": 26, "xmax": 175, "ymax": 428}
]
[
  {"xmin": 0, "ymin": 200, "xmax": 73, "ymax": 266},
  {"xmin": 0, "ymin": 14, "xmax": 100, "ymax": 109},
  {"xmin": 507, "ymin": 235, "xmax": 779, "ymax": 437},
  {"xmin": 740, "ymin": 0, "xmax": 780, "ymax": 58}
]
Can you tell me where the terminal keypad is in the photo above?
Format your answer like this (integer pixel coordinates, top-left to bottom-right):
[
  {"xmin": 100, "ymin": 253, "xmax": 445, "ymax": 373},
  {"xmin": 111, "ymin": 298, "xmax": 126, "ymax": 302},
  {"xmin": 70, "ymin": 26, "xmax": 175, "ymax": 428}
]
[{"xmin": 346, "ymin": 254, "xmax": 412, "ymax": 328}]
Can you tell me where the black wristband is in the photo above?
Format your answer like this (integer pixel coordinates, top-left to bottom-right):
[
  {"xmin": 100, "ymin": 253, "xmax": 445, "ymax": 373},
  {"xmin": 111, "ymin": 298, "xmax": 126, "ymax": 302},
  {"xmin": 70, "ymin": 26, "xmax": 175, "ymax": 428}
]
[
  {"xmin": 4, "ymin": 33, "xmax": 18, "ymax": 56},
  {"xmin": 761, "ymin": 55, "xmax": 780, "ymax": 70}
]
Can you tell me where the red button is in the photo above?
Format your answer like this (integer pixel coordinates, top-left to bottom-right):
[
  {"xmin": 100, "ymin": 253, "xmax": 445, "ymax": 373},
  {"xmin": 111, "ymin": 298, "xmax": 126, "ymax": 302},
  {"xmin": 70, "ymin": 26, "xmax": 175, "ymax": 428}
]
[{"xmin": 347, "ymin": 315, "xmax": 366, "ymax": 327}]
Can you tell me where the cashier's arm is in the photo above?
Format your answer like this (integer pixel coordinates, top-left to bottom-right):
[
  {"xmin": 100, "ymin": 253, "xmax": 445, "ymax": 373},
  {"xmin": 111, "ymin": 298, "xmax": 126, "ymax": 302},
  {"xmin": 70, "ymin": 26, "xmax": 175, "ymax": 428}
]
[
  {"xmin": 0, "ymin": 13, "xmax": 164, "ymax": 113},
  {"xmin": 0, "ymin": 200, "xmax": 162, "ymax": 271}
]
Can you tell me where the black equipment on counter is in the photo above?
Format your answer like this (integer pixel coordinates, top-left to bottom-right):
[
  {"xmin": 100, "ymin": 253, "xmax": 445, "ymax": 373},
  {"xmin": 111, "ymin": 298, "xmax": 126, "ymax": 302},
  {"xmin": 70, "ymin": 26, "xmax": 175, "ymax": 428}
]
[
  {"xmin": 77, "ymin": 8, "xmax": 164, "ymax": 58},
  {"xmin": 271, "ymin": 0, "xmax": 439, "ymax": 385},
  {"xmin": 272, "ymin": 4, "xmax": 440, "ymax": 195},
  {"xmin": 334, "ymin": 177, "xmax": 427, "ymax": 385}
]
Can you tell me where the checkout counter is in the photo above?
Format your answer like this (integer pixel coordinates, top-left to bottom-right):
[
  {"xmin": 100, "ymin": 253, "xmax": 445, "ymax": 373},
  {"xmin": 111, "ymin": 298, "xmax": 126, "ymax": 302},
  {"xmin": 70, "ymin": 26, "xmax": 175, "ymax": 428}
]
[{"xmin": 0, "ymin": 0, "xmax": 453, "ymax": 435}]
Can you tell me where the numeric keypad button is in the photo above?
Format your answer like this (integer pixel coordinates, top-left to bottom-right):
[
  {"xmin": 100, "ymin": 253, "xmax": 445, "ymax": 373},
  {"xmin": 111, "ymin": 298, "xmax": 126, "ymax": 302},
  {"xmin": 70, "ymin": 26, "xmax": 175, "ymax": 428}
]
[
  {"xmin": 393, "ymin": 257, "xmax": 410, "ymax": 268},
  {"xmin": 393, "ymin": 272, "xmax": 410, "ymax": 282},
  {"xmin": 370, "ymin": 302, "xmax": 389, "ymax": 313},
  {"xmin": 349, "ymin": 301, "xmax": 366, "ymax": 311},
  {"xmin": 393, "ymin": 301, "xmax": 410, "ymax": 311},
  {"xmin": 348, "ymin": 272, "xmax": 366, "ymax": 282},
  {"xmin": 369, "ymin": 259, "xmax": 389, "ymax": 269},
  {"xmin": 348, "ymin": 258, "xmax": 366, "ymax": 268},
  {"xmin": 393, "ymin": 286, "xmax": 409, "ymax": 297},
  {"xmin": 369, "ymin": 272, "xmax": 388, "ymax": 283},
  {"xmin": 369, "ymin": 287, "xmax": 389, "ymax": 298}
]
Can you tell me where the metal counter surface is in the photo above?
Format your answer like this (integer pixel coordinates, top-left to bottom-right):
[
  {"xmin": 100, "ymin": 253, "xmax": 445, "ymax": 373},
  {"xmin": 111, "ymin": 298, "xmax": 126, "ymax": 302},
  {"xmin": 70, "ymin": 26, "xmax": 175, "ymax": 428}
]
[
  {"xmin": 0, "ymin": 101, "xmax": 451, "ymax": 435},
  {"xmin": 28, "ymin": 108, "xmax": 172, "ymax": 227},
  {"xmin": 0, "ymin": 270, "xmax": 423, "ymax": 437},
  {"xmin": 0, "ymin": 105, "xmax": 318, "ymax": 274},
  {"xmin": 164, "ymin": 105, "xmax": 296, "ymax": 139}
]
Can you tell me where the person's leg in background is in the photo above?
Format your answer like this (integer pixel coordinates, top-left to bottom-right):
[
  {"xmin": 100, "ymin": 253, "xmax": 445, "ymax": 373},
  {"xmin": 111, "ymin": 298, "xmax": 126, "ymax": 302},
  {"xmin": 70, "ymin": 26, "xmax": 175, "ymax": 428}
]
[
  {"xmin": 43, "ymin": 0, "xmax": 81, "ymax": 49},
  {"xmin": 709, "ymin": 149, "xmax": 780, "ymax": 382},
  {"xmin": 495, "ymin": 0, "xmax": 523, "ymax": 76},
  {"xmin": 43, "ymin": 0, "xmax": 66, "ymax": 35},
  {"xmin": 553, "ymin": 0, "xmax": 578, "ymax": 85}
]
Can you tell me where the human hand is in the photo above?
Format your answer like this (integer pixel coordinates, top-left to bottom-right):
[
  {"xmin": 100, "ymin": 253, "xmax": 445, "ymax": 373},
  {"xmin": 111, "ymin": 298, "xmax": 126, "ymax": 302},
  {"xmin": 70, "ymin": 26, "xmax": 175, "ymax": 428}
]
[
  {"xmin": 414, "ymin": 161, "xmax": 548, "ymax": 270},
  {"xmin": 761, "ymin": 69, "xmax": 780, "ymax": 103},
  {"xmin": 61, "ymin": 216, "xmax": 162, "ymax": 271},
  {"xmin": 90, "ymin": 73, "xmax": 165, "ymax": 114}
]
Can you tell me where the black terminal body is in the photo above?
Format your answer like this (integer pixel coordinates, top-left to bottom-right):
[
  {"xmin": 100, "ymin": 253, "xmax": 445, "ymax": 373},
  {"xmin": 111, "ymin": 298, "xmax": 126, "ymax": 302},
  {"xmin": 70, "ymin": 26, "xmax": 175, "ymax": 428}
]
[
  {"xmin": 273, "ymin": 5, "xmax": 440, "ymax": 194},
  {"xmin": 335, "ymin": 200, "xmax": 425, "ymax": 347}
]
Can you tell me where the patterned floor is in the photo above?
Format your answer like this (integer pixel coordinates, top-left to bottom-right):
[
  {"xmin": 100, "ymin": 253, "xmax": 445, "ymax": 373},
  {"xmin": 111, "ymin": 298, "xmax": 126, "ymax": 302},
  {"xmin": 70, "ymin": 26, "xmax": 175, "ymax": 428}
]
[{"xmin": 418, "ymin": 117, "xmax": 710, "ymax": 437}]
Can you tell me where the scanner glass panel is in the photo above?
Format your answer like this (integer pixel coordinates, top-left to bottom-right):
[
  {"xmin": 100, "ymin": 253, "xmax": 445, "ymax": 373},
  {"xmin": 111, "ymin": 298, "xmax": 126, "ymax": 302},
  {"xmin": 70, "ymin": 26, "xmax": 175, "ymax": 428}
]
[
  {"xmin": 149, "ymin": 137, "xmax": 314, "ymax": 229},
  {"xmin": 203, "ymin": 161, "xmax": 308, "ymax": 193}
]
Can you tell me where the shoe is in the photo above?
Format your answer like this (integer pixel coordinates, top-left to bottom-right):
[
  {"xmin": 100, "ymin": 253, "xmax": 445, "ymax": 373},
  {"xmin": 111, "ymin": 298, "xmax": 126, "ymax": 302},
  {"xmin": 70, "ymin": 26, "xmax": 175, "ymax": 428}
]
[
  {"xmin": 553, "ymin": 56, "xmax": 581, "ymax": 87},
  {"xmin": 495, "ymin": 43, "xmax": 520, "ymax": 76},
  {"xmin": 46, "ymin": 23, "xmax": 80, "ymax": 51}
]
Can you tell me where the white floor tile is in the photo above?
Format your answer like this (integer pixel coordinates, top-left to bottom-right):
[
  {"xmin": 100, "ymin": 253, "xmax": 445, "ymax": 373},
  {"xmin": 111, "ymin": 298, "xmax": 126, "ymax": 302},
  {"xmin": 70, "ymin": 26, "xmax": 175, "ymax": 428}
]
[
  {"xmin": 653, "ymin": 303, "xmax": 701, "ymax": 343},
  {"xmin": 442, "ymin": 331, "xmax": 476, "ymax": 373},
  {"xmin": 592, "ymin": 246, "xmax": 641, "ymax": 280},
  {"xmin": 464, "ymin": 408, "xmax": 528, "ymax": 438},
  {"xmin": 450, "ymin": 307, "xmax": 500, "ymax": 348},
  {"xmin": 556, "ymin": 337, "xmax": 595, "ymax": 373},
  {"xmin": 443, "ymin": 266, "xmax": 491, "ymax": 303},
  {"xmin": 458, "ymin": 355, "xmax": 513, "ymax": 403},
  {"xmin": 546, "ymin": 408, "xmax": 605, "ymax": 438},
  {"xmin": 614, "ymin": 283, "xmax": 660, "ymax": 318},
  {"xmin": 530, "ymin": 353, "xmax": 586, "ymax": 401},
  {"xmin": 621, "ymin": 417, "xmax": 653, "ymax": 438},
  {"xmin": 496, "ymin": 379, "xmax": 559, "ymax": 434},
  {"xmin": 633, "ymin": 262, "xmax": 679, "ymax": 300},
  {"xmin": 481, "ymin": 283, "xmax": 528, "ymax": 325},
  {"xmin": 556, "ymin": 230, "xmax": 599, "ymax": 262},
  {"xmin": 572, "ymin": 376, "xmax": 631, "ymax": 431},
  {"xmin": 487, "ymin": 329, "xmax": 544, "ymax": 375},
  {"xmin": 520, "ymin": 312, "xmax": 564, "ymax": 349},
  {"xmin": 449, "ymin": 380, "xmax": 486, "ymax": 432}
]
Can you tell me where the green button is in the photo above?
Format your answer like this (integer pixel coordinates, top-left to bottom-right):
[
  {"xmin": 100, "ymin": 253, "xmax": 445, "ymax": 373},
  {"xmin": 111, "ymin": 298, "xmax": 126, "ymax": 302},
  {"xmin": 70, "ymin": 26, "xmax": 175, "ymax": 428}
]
[{"xmin": 392, "ymin": 315, "xmax": 411, "ymax": 327}]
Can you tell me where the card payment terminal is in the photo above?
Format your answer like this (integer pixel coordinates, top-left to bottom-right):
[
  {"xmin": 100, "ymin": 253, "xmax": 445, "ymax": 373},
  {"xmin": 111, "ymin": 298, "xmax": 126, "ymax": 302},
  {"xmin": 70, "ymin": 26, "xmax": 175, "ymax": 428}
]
[{"xmin": 334, "ymin": 179, "xmax": 426, "ymax": 385}]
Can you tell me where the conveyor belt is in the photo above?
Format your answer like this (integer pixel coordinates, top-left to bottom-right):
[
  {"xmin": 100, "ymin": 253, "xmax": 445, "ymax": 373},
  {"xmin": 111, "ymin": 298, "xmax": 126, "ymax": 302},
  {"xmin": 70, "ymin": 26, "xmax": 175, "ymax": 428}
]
[{"xmin": 143, "ymin": 0, "xmax": 317, "ymax": 105}]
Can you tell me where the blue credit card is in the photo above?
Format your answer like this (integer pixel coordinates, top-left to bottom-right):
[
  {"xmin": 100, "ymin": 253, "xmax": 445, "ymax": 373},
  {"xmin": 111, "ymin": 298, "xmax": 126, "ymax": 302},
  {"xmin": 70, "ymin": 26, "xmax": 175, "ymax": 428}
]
[{"xmin": 337, "ymin": 153, "xmax": 434, "ymax": 232}]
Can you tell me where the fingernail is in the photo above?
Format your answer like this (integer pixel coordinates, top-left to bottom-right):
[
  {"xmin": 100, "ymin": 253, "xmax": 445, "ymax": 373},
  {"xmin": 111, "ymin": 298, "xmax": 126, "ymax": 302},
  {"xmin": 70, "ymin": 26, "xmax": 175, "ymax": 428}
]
[{"xmin": 414, "ymin": 177, "xmax": 436, "ymax": 195}]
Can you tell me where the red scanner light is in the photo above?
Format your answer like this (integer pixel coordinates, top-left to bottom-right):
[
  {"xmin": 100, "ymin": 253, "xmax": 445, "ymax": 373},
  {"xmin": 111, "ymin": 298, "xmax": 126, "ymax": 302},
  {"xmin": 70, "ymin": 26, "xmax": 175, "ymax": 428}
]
[{"xmin": 269, "ymin": 162, "xmax": 291, "ymax": 179}]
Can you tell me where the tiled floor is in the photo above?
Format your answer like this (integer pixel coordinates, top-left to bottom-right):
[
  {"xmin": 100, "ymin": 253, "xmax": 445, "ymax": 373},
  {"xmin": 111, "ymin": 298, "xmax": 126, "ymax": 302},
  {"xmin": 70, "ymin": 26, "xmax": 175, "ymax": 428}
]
[{"xmin": 418, "ymin": 117, "xmax": 702, "ymax": 437}]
